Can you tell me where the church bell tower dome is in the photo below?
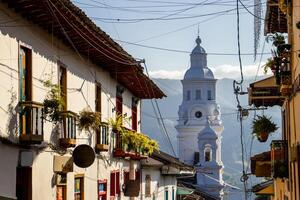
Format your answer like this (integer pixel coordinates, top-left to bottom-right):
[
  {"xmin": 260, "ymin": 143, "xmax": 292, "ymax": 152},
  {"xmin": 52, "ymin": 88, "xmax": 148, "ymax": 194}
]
[{"xmin": 184, "ymin": 36, "xmax": 214, "ymax": 80}]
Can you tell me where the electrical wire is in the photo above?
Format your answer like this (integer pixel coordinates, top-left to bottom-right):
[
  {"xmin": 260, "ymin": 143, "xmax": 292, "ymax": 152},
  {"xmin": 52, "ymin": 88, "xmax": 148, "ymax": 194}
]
[
  {"xmin": 116, "ymin": 39, "xmax": 271, "ymax": 56},
  {"xmin": 143, "ymin": 61, "xmax": 177, "ymax": 156},
  {"xmin": 238, "ymin": 0, "xmax": 265, "ymax": 20},
  {"xmin": 49, "ymin": 0, "xmax": 139, "ymax": 65}
]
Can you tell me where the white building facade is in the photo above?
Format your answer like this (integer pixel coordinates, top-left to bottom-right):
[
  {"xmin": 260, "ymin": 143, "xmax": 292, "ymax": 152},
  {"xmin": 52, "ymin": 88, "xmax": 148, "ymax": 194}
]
[
  {"xmin": 0, "ymin": 1, "xmax": 168, "ymax": 200},
  {"xmin": 176, "ymin": 36, "xmax": 224, "ymax": 199}
]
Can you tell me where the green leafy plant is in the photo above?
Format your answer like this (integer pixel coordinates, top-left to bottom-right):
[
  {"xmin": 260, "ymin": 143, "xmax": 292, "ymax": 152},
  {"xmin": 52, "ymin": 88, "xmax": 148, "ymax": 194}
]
[
  {"xmin": 108, "ymin": 114, "xmax": 124, "ymax": 133},
  {"xmin": 108, "ymin": 115, "xmax": 159, "ymax": 155},
  {"xmin": 263, "ymin": 58, "xmax": 276, "ymax": 73},
  {"xmin": 252, "ymin": 115, "xmax": 278, "ymax": 142},
  {"xmin": 78, "ymin": 108, "xmax": 101, "ymax": 132},
  {"xmin": 43, "ymin": 79, "xmax": 64, "ymax": 123},
  {"xmin": 266, "ymin": 33, "xmax": 286, "ymax": 47},
  {"xmin": 122, "ymin": 129, "xmax": 159, "ymax": 155},
  {"xmin": 263, "ymin": 58, "xmax": 277, "ymax": 74}
]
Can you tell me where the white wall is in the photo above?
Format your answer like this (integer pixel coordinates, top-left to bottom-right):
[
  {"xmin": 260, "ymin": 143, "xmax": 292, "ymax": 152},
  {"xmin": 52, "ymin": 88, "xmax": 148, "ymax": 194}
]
[
  {"xmin": 0, "ymin": 3, "xmax": 143, "ymax": 199},
  {"xmin": 140, "ymin": 167, "xmax": 177, "ymax": 200}
]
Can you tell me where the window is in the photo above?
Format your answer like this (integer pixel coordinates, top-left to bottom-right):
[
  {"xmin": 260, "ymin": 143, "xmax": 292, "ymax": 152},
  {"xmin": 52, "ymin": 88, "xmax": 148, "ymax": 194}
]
[
  {"xmin": 19, "ymin": 46, "xmax": 32, "ymax": 102},
  {"xmin": 186, "ymin": 90, "xmax": 191, "ymax": 101},
  {"xmin": 59, "ymin": 66, "xmax": 67, "ymax": 110},
  {"xmin": 98, "ymin": 179, "xmax": 107, "ymax": 200},
  {"xmin": 172, "ymin": 187, "xmax": 175, "ymax": 200},
  {"xmin": 110, "ymin": 171, "xmax": 120, "ymax": 198},
  {"xmin": 207, "ymin": 90, "xmax": 212, "ymax": 100},
  {"xmin": 145, "ymin": 175, "xmax": 151, "ymax": 197},
  {"xmin": 195, "ymin": 90, "xmax": 201, "ymax": 100},
  {"xmin": 204, "ymin": 145, "xmax": 212, "ymax": 162},
  {"xmin": 57, "ymin": 185, "xmax": 66, "ymax": 200},
  {"xmin": 164, "ymin": 187, "xmax": 169, "ymax": 200},
  {"xmin": 116, "ymin": 86, "xmax": 124, "ymax": 116},
  {"xmin": 96, "ymin": 83, "xmax": 102, "ymax": 114},
  {"xmin": 56, "ymin": 174, "xmax": 67, "ymax": 200},
  {"xmin": 74, "ymin": 176, "xmax": 84, "ymax": 200},
  {"xmin": 132, "ymin": 97, "xmax": 139, "ymax": 131},
  {"xmin": 96, "ymin": 124, "xmax": 109, "ymax": 145}
]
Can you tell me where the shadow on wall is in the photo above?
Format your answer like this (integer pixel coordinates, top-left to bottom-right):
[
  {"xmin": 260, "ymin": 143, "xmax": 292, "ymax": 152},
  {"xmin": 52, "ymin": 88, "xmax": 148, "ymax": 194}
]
[{"xmin": 6, "ymin": 87, "xmax": 18, "ymax": 142}]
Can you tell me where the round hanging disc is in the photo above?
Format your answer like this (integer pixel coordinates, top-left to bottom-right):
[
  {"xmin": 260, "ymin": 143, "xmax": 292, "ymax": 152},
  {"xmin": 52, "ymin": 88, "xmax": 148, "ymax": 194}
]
[{"xmin": 72, "ymin": 144, "xmax": 95, "ymax": 168}]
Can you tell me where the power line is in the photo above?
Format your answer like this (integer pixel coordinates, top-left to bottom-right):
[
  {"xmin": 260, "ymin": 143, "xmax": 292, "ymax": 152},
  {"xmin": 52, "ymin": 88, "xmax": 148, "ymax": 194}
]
[
  {"xmin": 90, "ymin": 7, "xmax": 237, "ymax": 22},
  {"xmin": 143, "ymin": 61, "xmax": 177, "ymax": 157},
  {"xmin": 116, "ymin": 39, "xmax": 271, "ymax": 56}
]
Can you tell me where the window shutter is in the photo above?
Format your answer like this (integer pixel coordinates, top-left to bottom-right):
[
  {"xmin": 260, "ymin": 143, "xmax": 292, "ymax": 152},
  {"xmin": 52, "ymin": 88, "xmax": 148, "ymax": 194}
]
[
  {"xmin": 132, "ymin": 105, "xmax": 137, "ymax": 131},
  {"xmin": 116, "ymin": 172, "xmax": 120, "ymax": 195},
  {"xmin": 110, "ymin": 172, "xmax": 115, "ymax": 196}
]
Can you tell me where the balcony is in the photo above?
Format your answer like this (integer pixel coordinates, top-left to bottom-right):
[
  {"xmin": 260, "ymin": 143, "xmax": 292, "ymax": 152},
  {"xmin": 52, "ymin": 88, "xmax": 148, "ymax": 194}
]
[
  {"xmin": 19, "ymin": 101, "xmax": 44, "ymax": 144},
  {"xmin": 95, "ymin": 123, "xmax": 109, "ymax": 152},
  {"xmin": 251, "ymin": 151, "xmax": 271, "ymax": 177},
  {"xmin": 248, "ymin": 76, "xmax": 284, "ymax": 107},
  {"xmin": 112, "ymin": 129, "xmax": 147, "ymax": 160},
  {"xmin": 271, "ymin": 140, "xmax": 288, "ymax": 178},
  {"xmin": 59, "ymin": 111, "xmax": 77, "ymax": 148}
]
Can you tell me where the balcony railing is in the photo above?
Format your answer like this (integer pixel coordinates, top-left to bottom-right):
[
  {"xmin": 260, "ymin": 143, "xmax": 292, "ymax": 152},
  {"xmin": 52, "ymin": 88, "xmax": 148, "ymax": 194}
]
[
  {"xmin": 248, "ymin": 76, "xmax": 284, "ymax": 107},
  {"xmin": 59, "ymin": 111, "xmax": 77, "ymax": 148},
  {"xmin": 95, "ymin": 123, "xmax": 109, "ymax": 152},
  {"xmin": 19, "ymin": 101, "xmax": 44, "ymax": 144},
  {"xmin": 271, "ymin": 140, "xmax": 288, "ymax": 178}
]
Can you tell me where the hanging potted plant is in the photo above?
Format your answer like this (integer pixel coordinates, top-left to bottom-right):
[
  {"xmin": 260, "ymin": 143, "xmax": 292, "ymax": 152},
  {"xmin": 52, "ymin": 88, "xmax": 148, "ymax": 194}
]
[
  {"xmin": 252, "ymin": 115, "xmax": 278, "ymax": 142},
  {"xmin": 78, "ymin": 108, "xmax": 101, "ymax": 132}
]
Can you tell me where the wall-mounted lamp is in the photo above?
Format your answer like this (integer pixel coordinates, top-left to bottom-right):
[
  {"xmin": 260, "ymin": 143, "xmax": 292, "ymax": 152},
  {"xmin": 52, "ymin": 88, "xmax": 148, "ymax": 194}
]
[
  {"xmin": 124, "ymin": 113, "xmax": 127, "ymax": 117},
  {"xmin": 112, "ymin": 107, "xmax": 116, "ymax": 112}
]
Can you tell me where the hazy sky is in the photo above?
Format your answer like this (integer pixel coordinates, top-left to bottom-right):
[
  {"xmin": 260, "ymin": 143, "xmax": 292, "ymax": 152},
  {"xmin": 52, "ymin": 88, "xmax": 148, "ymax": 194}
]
[{"xmin": 72, "ymin": 0, "xmax": 272, "ymax": 79}]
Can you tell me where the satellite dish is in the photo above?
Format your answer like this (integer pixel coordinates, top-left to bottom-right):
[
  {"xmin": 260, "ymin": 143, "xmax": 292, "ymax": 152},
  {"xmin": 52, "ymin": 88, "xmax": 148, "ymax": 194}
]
[{"xmin": 72, "ymin": 144, "xmax": 95, "ymax": 168}]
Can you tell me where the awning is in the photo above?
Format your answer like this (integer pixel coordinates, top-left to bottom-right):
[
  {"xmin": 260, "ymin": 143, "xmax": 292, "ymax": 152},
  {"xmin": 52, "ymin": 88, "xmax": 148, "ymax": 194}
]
[
  {"xmin": 248, "ymin": 76, "xmax": 284, "ymax": 107},
  {"xmin": 252, "ymin": 180, "xmax": 274, "ymax": 195},
  {"xmin": 177, "ymin": 187, "xmax": 194, "ymax": 195},
  {"xmin": 251, "ymin": 151, "xmax": 271, "ymax": 177}
]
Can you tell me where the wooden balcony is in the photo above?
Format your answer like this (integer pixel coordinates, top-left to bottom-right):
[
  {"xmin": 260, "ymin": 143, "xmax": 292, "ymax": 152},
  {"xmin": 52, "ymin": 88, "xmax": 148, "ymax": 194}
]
[
  {"xmin": 59, "ymin": 111, "xmax": 77, "ymax": 148},
  {"xmin": 251, "ymin": 151, "xmax": 271, "ymax": 177},
  {"xmin": 248, "ymin": 76, "xmax": 284, "ymax": 107},
  {"xmin": 271, "ymin": 140, "xmax": 288, "ymax": 178},
  {"xmin": 95, "ymin": 123, "xmax": 109, "ymax": 152},
  {"xmin": 112, "ymin": 130, "xmax": 147, "ymax": 160},
  {"xmin": 19, "ymin": 101, "xmax": 44, "ymax": 144}
]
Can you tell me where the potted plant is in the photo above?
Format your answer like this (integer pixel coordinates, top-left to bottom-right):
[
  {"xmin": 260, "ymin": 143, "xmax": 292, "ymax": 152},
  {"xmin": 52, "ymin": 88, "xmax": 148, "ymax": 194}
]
[
  {"xmin": 252, "ymin": 115, "xmax": 278, "ymax": 142},
  {"xmin": 43, "ymin": 79, "xmax": 64, "ymax": 123},
  {"xmin": 263, "ymin": 58, "xmax": 277, "ymax": 74},
  {"xmin": 78, "ymin": 108, "xmax": 101, "ymax": 132},
  {"xmin": 266, "ymin": 32, "xmax": 286, "ymax": 47}
]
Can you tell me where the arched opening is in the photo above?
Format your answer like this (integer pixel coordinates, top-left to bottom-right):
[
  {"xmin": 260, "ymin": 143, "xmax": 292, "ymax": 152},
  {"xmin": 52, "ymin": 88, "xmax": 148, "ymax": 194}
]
[{"xmin": 204, "ymin": 145, "xmax": 212, "ymax": 162}]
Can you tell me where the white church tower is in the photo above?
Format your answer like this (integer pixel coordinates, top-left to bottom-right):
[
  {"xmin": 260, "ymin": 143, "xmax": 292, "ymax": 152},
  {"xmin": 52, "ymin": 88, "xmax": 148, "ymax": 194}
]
[{"xmin": 176, "ymin": 35, "xmax": 224, "ymax": 199}]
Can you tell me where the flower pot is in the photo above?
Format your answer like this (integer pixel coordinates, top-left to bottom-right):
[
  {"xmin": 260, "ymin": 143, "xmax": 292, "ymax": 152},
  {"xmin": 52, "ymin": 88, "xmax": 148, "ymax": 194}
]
[{"xmin": 257, "ymin": 132, "xmax": 269, "ymax": 142}]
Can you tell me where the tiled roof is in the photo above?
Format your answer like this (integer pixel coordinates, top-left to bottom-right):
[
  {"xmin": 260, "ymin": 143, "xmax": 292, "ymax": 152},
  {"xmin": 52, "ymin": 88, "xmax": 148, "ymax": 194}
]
[{"xmin": 1, "ymin": 0, "xmax": 165, "ymax": 99}]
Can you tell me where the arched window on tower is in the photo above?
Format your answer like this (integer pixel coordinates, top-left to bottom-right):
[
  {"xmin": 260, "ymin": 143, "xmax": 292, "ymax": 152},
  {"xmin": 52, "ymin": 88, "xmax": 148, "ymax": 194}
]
[
  {"xmin": 204, "ymin": 145, "xmax": 212, "ymax": 162},
  {"xmin": 186, "ymin": 90, "xmax": 191, "ymax": 101},
  {"xmin": 195, "ymin": 90, "xmax": 201, "ymax": 100}
]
